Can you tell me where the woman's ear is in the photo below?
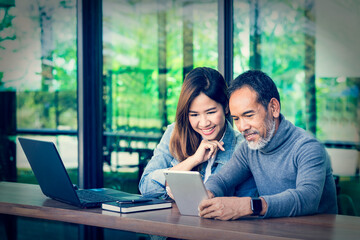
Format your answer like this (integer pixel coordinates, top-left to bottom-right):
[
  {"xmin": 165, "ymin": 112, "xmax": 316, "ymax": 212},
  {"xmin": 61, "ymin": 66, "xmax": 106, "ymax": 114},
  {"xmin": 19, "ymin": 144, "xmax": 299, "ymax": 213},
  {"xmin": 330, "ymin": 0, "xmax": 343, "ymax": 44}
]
[
  {"xmin": 269, "ymin": 98, "xmax": 280, "ymax": 118},
  {"xmin": 225, "ymin": 105, "xmax": 230, "ymax": 116}
]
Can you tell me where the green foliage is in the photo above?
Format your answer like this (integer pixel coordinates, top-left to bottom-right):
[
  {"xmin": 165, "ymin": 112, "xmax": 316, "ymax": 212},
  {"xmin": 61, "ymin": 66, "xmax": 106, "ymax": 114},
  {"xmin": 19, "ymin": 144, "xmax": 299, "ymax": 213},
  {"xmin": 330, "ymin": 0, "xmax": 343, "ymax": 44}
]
[
  {"xmin": 17, "ymin": 91, "xmax": 77, "ymax": 129},
  {"xmin": 103, "ymin": 1, "xmax": 219, "ymax": 131},
  {"xmin": 1, "ymin": 0, "xmax": 358, "ymax": 142},
  {"xmin": 259, "ymin": 1, "xmax": 307, "ymax": 126},
  {"xmin": 316, "ymin": 77, "xmax": 359, "ymax": 141}
]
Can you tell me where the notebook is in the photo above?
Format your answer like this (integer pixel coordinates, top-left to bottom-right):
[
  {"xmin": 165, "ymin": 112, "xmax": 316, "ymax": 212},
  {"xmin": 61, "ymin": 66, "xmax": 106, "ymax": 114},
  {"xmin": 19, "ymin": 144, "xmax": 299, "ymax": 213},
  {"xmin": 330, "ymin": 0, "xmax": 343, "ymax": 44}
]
[
  {"xmin": 18, "ymin": 137, "xmax": 151, "ymax": 208},
  {"xmin": 101, "ymin": 198, "xmax": 172, "ymax": 213},
  {"xmin": 164, "ymin": 170, "xmax": 209, "ymax": 216}
]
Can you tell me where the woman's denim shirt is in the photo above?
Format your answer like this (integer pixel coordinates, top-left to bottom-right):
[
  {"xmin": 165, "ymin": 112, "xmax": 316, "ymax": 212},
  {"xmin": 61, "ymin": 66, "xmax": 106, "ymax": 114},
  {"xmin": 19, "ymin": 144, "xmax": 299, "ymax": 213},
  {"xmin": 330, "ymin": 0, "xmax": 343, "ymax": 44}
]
[{"xmin": 138, "ymin": 120, "xmax": 257, "ymax": 199}]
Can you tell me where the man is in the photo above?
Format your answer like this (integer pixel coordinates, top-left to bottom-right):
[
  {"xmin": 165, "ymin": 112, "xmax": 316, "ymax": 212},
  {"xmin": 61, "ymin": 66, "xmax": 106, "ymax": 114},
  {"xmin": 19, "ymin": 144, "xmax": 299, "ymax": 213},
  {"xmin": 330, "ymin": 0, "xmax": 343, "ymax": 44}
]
[{"xmin": 199, "ymin": 70, "xmax": 337, "ymax": 220}]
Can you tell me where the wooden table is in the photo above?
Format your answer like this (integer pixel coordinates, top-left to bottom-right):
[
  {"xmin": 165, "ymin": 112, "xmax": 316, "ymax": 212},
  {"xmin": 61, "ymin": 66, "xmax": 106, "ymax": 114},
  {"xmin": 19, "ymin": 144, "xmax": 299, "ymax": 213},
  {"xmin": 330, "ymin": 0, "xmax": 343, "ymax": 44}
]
[{"xmin": 1, "ymin": 181, "xmax": 360, "ymax": 240}]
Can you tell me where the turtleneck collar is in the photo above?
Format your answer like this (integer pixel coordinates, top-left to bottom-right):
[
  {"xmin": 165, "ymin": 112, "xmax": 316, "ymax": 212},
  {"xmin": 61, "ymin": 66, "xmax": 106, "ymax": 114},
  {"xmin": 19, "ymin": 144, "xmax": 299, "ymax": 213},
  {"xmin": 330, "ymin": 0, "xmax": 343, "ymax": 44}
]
[{"xmin": 259, "ymin": 114, "xmax": 293, "ymax": 154}]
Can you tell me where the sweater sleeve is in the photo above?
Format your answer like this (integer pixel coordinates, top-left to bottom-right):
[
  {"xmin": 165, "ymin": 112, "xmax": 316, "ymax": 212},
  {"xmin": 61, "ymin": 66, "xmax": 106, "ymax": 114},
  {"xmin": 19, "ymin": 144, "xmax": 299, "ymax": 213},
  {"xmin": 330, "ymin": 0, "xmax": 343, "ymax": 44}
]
[
  {"xmin": 262, "ymin": 140, "xmax": 327, "ymax": 218},
  {"xmin": 205, "ymin": 144, "xmax": 252, "ymax": 197}
]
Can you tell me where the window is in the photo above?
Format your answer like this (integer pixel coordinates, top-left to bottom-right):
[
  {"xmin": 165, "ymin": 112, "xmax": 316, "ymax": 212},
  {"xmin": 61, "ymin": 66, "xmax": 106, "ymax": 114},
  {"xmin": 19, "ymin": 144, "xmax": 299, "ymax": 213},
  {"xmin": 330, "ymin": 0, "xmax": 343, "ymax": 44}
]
[
  {"xmin": 0, "ymin": 0, "xmax": 77, "ymax": 183},
  {"xmin": 102, "ymin": 0, "xmax": 218, "ymax": 192},
  {"xmin": 234, "ymin": 0, "xmax": 359, "ymax": 143}
]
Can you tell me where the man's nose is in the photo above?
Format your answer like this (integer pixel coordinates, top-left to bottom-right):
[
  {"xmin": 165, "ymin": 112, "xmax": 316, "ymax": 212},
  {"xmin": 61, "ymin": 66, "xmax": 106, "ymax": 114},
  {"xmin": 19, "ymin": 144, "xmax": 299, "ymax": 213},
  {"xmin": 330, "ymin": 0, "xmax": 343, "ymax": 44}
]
[{"xmin": 236, "ymin": 118, "xmax": 250, "ymax": 133}]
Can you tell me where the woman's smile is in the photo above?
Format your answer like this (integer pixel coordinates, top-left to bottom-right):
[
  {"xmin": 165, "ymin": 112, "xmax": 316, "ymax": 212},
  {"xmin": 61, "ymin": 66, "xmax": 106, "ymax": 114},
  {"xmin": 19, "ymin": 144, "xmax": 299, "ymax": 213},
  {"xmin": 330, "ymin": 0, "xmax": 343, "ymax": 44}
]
[{"xmin": 200, "ymin": 126, "xmax": 216, "ymax": 136}]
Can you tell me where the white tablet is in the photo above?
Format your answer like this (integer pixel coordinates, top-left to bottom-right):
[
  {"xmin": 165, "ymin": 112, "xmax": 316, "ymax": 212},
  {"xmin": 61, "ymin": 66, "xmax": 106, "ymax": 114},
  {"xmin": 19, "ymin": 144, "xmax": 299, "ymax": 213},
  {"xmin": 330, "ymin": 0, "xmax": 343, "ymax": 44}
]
[{"xmin": 163, "ymin": 170, "xmax": 209, "ymax": 216}]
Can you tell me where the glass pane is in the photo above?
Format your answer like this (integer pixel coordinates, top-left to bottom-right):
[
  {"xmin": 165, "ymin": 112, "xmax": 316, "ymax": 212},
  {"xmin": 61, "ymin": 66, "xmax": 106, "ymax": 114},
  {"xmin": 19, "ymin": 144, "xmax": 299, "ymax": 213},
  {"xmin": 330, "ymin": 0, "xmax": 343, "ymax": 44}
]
[
  {"xmin": 0, "ymin": 0, "xmax": 78, "ymax": 238},
  {"xmin": 260, "ymin": 0, "xmax": 306, "ymax": 125},
  {"xmin": 315, "ymin": 0, "xmax": 360, "ymax": 144},
  {"xmin": 102, "ymin": 0, "xmax": 218, "ymax": 192},
  {"xmin": 233, "ymin": 0, "xmax": 250, "ymax": 77},
  {"xmin": 0, "ymin": 0, "xmax": 77, "ymax": 183},
  {"xmin": 317, "ymin": 77, "xmax": 359, "ymax": 142},
  {"xmin": 234, "ymin": 0, "xmax": 359, "ymax": 142},
  {"xmin": 235, "ymin": 0, "xmax": 308, "ymax": 125}
]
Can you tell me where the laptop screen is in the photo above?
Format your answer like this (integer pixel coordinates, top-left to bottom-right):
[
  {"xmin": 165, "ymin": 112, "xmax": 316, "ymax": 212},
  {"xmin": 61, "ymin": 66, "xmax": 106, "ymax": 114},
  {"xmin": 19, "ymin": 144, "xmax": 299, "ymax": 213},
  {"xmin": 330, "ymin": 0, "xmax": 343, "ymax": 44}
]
[{"xmin": 18, "ymin": 138, "xmax": 81, "ymax": 206}]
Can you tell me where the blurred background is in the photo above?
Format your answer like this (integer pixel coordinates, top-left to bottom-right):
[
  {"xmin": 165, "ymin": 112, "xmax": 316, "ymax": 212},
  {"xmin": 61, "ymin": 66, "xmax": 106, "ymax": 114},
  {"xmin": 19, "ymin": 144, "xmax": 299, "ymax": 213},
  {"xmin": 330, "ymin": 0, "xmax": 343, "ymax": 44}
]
[{"xmin": 0, "ymin": 0, "xmax": 359, "ymax": 239}]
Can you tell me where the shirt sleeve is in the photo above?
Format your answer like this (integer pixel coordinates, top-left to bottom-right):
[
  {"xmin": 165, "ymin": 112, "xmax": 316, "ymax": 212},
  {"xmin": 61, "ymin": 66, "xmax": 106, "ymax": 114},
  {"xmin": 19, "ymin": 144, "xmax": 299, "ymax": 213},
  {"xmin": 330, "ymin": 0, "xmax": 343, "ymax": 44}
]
[
  {"xmin": 138, "ymin": 125, "xmax": 177, "ymax": 199},
  {"xmin": 262, "ymin": 140, "xmax": 327, "ymax": 218}
]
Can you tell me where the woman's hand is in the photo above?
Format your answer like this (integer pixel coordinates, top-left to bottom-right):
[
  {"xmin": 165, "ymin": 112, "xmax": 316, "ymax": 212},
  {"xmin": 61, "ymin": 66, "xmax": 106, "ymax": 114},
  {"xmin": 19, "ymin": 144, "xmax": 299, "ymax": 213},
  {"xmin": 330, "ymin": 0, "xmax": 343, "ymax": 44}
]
[
  {"xmin": 166, "ymin": 185, "xmax": 175, "ymax": 200},
  {"xmin": 192, "ymin": 139, "xmax": 225, "ymax": 165},
  {"xmin": 169, "ymin": 140, "xmax": 224, "ymax": 172}
]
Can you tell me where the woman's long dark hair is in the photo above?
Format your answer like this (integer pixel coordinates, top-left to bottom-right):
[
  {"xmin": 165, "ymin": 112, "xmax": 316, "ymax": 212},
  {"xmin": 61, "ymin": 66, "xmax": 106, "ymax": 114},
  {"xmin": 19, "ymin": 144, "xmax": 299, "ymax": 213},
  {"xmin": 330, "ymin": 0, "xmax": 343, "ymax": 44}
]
[{"xmin": 169, "ymin": 67, "xmax": 229, "ymax": 161}]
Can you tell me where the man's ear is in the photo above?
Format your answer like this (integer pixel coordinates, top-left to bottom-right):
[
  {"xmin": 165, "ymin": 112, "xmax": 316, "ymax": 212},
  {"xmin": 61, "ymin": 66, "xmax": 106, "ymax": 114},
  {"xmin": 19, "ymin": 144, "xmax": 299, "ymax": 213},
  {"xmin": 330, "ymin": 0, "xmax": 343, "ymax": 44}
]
[{"xmin": 269, "ymin": 98, "xmax": 280, "ymax": 118}]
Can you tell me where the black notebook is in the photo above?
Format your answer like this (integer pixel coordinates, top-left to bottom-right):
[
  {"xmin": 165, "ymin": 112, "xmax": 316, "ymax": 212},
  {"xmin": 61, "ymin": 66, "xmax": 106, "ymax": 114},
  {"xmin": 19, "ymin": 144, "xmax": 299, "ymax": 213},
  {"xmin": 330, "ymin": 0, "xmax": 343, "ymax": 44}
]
[{"xmin": 102, "ymin": 199, "xmax": 172, "ymax": 213}]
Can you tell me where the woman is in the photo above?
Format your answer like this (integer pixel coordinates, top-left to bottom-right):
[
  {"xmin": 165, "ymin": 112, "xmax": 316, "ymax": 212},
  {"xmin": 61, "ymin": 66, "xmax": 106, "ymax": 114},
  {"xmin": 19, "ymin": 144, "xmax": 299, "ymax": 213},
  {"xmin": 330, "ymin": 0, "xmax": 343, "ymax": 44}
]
[{"xmin": 139, "ymin": 67, "xmax": 256, "ymax": 199}]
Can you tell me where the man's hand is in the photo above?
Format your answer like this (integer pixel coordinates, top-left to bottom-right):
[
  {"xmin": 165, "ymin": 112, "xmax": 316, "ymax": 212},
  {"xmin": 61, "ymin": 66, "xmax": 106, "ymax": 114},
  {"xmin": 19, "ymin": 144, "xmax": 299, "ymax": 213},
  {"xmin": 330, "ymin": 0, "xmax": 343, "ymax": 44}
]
[{"xmin": 198, "ymin": 197, "xmax": 253, "ymax": 220}]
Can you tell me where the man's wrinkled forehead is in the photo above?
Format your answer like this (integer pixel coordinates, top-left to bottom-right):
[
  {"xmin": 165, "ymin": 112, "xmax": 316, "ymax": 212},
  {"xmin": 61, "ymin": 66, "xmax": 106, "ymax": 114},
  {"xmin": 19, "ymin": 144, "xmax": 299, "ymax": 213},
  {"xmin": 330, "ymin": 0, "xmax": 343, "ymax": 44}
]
[
  {"xmin": 232, "ymin": 85, "xmax": 268, "ymax": 111},
  {"xmin": 230, "ymin": 85, "xmax": 261, "ymax": 103}
]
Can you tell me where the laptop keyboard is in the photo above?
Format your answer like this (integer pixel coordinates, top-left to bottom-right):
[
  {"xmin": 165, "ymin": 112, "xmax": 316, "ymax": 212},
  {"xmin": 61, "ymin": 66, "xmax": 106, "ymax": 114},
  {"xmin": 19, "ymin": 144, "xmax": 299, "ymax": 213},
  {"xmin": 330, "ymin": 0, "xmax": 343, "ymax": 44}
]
[{"xmin": 77, "ymin": 189, "xmax": 117, "ymax": 203}]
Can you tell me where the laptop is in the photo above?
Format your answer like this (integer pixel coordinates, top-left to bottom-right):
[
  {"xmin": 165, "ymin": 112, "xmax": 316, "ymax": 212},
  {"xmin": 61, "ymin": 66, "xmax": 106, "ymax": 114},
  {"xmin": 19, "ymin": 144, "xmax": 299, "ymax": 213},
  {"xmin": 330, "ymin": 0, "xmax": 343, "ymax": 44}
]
[{"xmin": 18, "ymin": 137, "xmax": 149, "ymax": 208}]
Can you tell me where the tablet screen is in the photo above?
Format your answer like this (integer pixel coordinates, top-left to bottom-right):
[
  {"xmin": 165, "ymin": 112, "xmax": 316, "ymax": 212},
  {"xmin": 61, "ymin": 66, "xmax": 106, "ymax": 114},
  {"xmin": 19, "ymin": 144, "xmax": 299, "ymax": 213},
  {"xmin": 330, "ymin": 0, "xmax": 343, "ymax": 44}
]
[{"xmin": 164, "ymin": 170, "xmax": 209, "ymax": 216}]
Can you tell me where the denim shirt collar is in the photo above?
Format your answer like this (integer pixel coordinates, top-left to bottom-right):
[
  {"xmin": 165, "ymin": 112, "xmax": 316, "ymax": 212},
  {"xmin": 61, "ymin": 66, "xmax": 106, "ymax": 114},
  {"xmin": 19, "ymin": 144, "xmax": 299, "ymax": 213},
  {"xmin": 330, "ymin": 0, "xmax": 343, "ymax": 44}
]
[
  {"xmin": 214, "ymin": 120, "xmax": 237, "ymax": 165},
  {"xmin": 197, "ymin": 120, "xmax": 238, "ymax": 179}
]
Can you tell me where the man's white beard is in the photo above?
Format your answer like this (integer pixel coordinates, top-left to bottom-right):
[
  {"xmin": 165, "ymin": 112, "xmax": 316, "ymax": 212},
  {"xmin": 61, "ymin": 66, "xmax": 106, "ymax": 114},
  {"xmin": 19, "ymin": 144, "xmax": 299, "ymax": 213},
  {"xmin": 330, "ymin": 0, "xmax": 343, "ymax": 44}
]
[{"xmin": 247, "ymin": 116, "xmax": 276, "ymax": 150}]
